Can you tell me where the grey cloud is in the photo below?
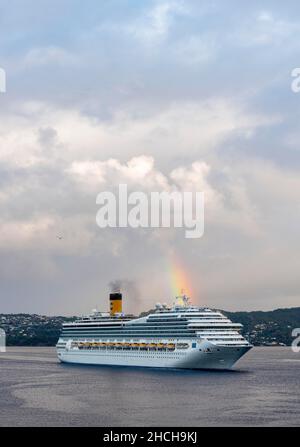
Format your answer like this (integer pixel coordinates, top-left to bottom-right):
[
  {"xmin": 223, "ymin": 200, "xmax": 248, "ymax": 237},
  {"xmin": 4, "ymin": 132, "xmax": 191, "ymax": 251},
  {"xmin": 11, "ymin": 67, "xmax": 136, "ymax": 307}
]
[{"xmin": 0, "ymin": 1, "xmax": 299, "ymax": 315}]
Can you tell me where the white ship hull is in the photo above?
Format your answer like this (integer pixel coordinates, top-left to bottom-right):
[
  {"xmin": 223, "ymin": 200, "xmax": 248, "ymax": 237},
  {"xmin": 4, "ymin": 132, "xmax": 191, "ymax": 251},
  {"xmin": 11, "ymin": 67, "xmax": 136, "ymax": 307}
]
[{"xmin": 57, "ymin": 341, "xmax": 251, "ymax": 370}]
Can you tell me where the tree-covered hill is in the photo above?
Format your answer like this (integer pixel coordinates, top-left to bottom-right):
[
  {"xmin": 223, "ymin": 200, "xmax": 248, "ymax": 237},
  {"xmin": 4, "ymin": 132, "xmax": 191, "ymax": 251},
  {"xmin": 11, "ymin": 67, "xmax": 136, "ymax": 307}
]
[
  {"xmin": 1, "ymin": 307, "xmax": 300, "ymax": 346},
  {"xmin": 224, "ymin": 307, "xmax": 300, "ymax": 346},
  {"xmin": 0, "ymin": 314, "xmax": 74, "ymax": 346}
]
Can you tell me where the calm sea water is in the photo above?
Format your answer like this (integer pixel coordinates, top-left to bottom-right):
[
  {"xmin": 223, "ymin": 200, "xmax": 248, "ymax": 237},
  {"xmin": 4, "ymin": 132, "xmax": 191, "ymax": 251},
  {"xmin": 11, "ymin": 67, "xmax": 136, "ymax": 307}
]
[{"xmin": 0, "ymin": 347, "xmax": 299, "ymax": 427}]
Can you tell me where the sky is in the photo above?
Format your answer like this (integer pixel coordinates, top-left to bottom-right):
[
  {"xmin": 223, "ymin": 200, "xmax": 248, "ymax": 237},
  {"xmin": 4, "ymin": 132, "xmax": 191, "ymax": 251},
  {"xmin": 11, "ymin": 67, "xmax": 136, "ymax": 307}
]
[{"xmin": 0, "ymin": 0, "xmax": 300, "ymax": 315}]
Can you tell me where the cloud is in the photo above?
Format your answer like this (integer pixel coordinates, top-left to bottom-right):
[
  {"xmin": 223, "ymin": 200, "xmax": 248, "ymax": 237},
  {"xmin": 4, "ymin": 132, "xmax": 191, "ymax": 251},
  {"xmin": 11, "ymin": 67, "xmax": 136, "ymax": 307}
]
[
  {"xmin": 0, "ymin": 216, "xmax": 55, "ymax": 250},
  {"xmin": 23, "ymin": 46, "xmax": 76, "ymax": 67},
  {"xmin": 125, "ymin": 1, "xmax": 190, "ymax": 45},
  {"xmin": 0, "ymin": 97, "xmax": 278, "ymax": 171},
  {"xmin": 235, "ymin": 10, "xmax": 300, "ymax": 47},
  {"xmin": 67, "ymin": 156, "xmax": 170, "ymax": 193},
  {"xmin": 173, "ymin": 35, "xmax": 217, "ymax": 66},
  {"xmin": 0, "ymin": 1, "xmax": 300, "ymax": 314},
  {"xmin": 0, "ymin": 92, "xmax": 291, "ymax": 314}
]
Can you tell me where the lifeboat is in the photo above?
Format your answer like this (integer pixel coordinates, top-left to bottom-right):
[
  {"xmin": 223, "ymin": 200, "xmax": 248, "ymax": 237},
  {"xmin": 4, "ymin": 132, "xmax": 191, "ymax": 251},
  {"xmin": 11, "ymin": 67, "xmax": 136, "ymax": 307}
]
[
  {"xmin": 167, "ymin": 343, "xmax": 175, "ymax": 350},
  {"xmin": 157, "ymin": 343, "xmax": 165, "ymax": 349}
]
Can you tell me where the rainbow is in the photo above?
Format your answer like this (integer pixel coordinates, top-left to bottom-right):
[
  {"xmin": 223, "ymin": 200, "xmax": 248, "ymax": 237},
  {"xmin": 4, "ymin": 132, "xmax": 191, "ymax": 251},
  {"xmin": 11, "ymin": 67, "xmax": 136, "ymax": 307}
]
[{"xmin": 168, "ymin": 254, "xmax": 194, "ymax": 300}]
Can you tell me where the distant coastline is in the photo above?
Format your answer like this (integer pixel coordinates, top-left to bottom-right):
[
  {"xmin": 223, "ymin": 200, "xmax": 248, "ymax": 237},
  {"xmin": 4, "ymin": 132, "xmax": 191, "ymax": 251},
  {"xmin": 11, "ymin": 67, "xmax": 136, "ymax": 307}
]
[{"xmin": 1, "ymin": 307, "xmax": 299, "ymax": 347}]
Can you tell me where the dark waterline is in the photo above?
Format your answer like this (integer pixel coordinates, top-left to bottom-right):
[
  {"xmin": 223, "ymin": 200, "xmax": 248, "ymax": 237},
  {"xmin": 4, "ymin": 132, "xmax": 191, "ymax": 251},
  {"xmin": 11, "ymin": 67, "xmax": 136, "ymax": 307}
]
[{"xmin": 0, "ymin": 347, "xmax": 299, "ymax": 427}]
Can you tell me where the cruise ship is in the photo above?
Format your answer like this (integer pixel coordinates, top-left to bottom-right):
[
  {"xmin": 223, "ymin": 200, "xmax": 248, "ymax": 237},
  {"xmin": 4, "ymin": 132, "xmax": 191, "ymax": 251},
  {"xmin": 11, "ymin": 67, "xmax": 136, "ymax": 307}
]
[{"xmin": 56, "ymin": 292, "xmax": 252, "ymax": 370}]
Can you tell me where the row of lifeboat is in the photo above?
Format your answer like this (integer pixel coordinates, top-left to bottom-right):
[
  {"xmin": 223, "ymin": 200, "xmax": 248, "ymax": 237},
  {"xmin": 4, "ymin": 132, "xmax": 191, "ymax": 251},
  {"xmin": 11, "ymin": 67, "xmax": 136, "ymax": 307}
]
[{"xmin": 74, "ymin": 341, "xmax": 189, "ymax": 351}]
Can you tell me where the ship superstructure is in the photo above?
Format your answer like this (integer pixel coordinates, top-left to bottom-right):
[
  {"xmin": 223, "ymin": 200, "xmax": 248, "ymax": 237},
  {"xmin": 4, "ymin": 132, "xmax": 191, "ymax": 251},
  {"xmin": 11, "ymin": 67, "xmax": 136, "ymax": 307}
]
[{"xmin": 56, "ymin": 293, "xmax": 252, "ymax": 370}]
